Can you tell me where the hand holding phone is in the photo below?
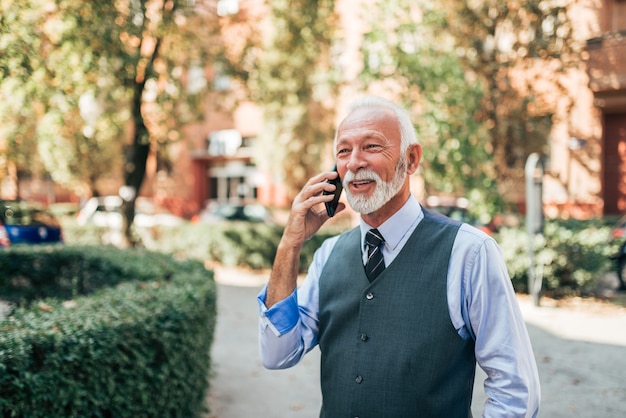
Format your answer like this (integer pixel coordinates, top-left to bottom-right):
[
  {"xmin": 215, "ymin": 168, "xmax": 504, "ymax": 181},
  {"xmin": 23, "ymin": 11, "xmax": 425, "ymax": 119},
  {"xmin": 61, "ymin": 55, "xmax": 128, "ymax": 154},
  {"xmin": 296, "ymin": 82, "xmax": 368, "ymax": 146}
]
[{"xmin": 323, "ymin": 164, "xmax": 343, "ymax": 217}]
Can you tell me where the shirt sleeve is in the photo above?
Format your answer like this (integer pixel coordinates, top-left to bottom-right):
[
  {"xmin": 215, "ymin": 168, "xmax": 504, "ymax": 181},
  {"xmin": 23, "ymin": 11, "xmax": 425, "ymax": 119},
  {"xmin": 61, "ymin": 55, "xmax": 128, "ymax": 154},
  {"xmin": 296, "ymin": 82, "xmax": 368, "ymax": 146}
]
[
  {"xmin": 461, "ymin": 230, "xmax": 541, "ymax": 417},
  {"xmin": 257, "ymin": 236, "xmax": 338, "ymax": 370},
  {"xmin": 257, "ymin": 285, "xmax": 315, "ymax": 369}
]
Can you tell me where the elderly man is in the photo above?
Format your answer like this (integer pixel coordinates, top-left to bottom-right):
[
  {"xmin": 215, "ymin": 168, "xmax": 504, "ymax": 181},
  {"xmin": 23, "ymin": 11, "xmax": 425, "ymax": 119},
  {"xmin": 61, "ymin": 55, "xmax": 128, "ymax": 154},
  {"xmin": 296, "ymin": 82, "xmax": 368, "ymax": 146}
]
[{"xmin": 257, "ymin": 96, "xmax": 540, "ymax": 417}]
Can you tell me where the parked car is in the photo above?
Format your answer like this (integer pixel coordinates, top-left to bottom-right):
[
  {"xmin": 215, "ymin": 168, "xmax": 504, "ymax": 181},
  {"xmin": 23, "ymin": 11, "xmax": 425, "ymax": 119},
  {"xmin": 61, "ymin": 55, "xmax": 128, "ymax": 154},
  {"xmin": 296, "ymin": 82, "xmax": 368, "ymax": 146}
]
[
  {"xmin": 193, "ymin": 201, "xmax": 273, "ymax": 224},
  {"xmin": 609, "ymin": 214, "xmax": 626, "ymax": 290},
  {"xmin": 424, "ymin": 196, "xmax": 472, "ymax": 222},
  {"xmin": 423, "ymin": 195, "xmax": 494, "ymax": 234},
  {"xmin": 76, "ymin": 196, "xmax": 185, "ymax": 228},
  {"xmin": 0, "ymin": 199, "xmax": 63, "ymax": 247}
]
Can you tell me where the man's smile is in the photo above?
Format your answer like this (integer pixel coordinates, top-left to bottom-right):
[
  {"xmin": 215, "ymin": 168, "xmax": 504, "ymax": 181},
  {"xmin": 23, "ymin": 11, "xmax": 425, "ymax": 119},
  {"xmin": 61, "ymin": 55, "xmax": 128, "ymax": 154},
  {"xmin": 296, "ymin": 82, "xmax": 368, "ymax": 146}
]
[{"xmin": 350, "ymin": 179, "xmax": 374, "ymax": 189}]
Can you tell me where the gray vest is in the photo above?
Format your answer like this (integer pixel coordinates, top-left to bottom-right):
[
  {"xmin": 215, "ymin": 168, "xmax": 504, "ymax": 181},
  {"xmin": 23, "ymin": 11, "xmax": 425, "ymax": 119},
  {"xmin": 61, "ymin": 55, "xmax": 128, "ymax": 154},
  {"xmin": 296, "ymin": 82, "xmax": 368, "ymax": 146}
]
[{"xmin": 318, "ymin": 210, "xmax": 476, "ymax": 418}]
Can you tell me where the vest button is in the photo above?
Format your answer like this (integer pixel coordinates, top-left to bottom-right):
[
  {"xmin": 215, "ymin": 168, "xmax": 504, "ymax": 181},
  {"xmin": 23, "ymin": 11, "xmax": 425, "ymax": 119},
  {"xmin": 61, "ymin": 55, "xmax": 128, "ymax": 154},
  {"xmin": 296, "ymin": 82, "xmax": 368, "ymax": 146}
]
[
  {"xmin": 360, "ymin": 333, "xmax": 368, "ymax": 342},
  {"xmin": 365, "ymin": 292, "xmax": 374, "ymax": 300},
  {"xmin": 355, "ymin": 375, "xmax": 363, "ymax": 384}
]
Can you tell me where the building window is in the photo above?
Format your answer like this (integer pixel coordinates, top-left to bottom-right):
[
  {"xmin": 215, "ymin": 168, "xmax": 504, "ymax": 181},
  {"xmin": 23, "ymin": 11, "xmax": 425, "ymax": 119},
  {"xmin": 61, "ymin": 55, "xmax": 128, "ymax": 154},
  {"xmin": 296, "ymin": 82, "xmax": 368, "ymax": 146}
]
[
  {"xmin": 208, "ymin": 163, "xmax": 259, "ymax": 203},
  {"xmin": 207, "ymin": 129, "xmax": 242, "ymax": 156},
  {"xmin": 217, "ymin": 0, "xmax": 239, "ymax": 16}
]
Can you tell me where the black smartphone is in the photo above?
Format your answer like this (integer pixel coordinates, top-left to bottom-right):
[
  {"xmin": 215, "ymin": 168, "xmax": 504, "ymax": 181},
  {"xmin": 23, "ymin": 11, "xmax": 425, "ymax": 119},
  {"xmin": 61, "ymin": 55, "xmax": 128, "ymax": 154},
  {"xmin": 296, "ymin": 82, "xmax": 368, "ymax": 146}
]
[{"xmin": 323, "ymin": 164, "xmax": 343, "ymax": 217}]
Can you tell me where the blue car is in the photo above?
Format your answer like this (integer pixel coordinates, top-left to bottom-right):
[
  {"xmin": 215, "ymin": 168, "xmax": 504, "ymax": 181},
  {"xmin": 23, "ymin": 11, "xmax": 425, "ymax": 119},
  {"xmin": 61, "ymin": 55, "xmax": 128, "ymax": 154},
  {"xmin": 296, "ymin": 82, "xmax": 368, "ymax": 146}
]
[{"xmin": 0, "ymin": 200, "xmax": 63, "ymax": 247}]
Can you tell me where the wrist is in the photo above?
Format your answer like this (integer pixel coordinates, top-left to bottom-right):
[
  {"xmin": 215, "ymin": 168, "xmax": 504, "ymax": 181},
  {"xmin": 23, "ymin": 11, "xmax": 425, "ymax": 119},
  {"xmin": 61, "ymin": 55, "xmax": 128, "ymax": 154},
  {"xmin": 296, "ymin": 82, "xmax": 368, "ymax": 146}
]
[{"xmin": 278, "ymin": 236, "xmax": 304, "ymax": 252}]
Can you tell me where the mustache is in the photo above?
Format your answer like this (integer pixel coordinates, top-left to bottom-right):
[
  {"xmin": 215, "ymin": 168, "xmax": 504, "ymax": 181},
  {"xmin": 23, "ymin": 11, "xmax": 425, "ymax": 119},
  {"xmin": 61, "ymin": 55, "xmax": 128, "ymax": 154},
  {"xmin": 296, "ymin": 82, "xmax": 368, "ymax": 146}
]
[{"xmin": 342, "ymin": 169, "xmax": 379, "ymax": 185}]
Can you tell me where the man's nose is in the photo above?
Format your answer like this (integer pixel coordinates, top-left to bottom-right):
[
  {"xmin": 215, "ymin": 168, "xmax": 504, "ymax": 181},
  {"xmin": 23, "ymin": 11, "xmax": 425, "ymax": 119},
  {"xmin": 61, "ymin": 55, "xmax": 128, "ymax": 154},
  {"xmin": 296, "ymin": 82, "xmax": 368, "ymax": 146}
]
[{"xmin": 345, "ymin": 149, "xmax": 367, "ymax": 172}]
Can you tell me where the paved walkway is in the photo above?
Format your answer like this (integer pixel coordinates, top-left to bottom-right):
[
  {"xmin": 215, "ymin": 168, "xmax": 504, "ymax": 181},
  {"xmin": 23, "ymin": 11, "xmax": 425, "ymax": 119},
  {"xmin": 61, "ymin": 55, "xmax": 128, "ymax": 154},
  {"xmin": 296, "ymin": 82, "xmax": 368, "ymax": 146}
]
[{"xmin": 205, "ymin": 267, "xmax": 626, "ymax": 418}]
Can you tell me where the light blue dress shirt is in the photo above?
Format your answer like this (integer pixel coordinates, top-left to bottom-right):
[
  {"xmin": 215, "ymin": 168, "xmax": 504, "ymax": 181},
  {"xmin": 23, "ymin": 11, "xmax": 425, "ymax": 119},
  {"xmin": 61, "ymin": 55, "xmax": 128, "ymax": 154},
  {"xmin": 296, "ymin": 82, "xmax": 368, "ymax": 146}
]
[{"xmin": 258, "ymin": 195, "xmax": 540, "ymax": 417}]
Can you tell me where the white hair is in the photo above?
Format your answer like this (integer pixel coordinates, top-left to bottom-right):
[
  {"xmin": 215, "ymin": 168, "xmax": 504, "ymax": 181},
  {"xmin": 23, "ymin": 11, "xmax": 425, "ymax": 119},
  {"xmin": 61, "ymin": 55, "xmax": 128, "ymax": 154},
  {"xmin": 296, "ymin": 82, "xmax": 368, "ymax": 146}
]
[{"xmin": 334, "ymin": 96, "xmax": 418, "ymax": 152}]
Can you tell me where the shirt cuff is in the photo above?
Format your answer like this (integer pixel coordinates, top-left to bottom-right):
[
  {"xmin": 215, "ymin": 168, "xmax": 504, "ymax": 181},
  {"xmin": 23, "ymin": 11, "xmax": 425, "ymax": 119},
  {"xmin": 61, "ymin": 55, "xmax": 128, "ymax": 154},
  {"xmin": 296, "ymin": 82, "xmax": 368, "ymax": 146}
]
[{"xmin": 257, "ymin": 285, "xmax": 300, "ymax": 335}]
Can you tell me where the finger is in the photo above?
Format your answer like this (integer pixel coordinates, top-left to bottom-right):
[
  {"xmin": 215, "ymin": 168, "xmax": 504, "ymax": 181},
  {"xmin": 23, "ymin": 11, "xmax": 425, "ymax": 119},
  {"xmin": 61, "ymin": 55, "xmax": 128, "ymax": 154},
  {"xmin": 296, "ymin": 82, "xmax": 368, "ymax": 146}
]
[
  {"xmin": 303, "ymin": 170, "xmax": 340, "ymax": 189},
  {"xmin": 296, "ymin": 173, "xmax": 340, "ymax": 203},
  {"xmin": 294, "ymin": 193, "xmax": 335, "ymax": 213}
]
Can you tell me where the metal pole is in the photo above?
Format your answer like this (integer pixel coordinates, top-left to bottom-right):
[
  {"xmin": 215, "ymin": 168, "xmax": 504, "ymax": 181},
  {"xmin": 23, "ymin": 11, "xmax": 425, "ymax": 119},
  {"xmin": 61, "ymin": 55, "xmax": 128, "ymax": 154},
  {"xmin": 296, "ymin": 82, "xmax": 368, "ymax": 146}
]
[{"xmin": 525, "ymin": 153, "xmax": 544, "ymax": 307}]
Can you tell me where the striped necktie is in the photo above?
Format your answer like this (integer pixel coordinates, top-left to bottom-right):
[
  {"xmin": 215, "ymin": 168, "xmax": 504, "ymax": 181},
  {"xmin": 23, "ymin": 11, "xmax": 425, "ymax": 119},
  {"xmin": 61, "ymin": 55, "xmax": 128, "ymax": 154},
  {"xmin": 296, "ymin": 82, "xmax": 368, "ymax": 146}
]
[{"xmin": 365, "ymin": 228, "xmax": 385, "ymax": 281}]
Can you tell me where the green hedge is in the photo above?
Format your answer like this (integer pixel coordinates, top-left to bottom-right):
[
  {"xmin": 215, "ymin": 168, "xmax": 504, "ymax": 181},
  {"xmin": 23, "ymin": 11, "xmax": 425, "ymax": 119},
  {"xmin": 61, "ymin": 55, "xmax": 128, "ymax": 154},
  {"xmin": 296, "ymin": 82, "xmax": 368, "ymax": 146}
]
[
  {"xmin": 0, "ymin": 246, "xmax": 181, "ymax": 303},
  {"xmin": 62, "ymin": 221, "xmax": 342, "ymax": 274},
  {"xmin": 61, "ymin": 217, "xmax": 619, "ymax": 297},
  {"xmin": 495, "ymin": 218, "xmax": 617, "ymax": 297},
  {"xmin": 143, "ymin": 219, "xmax": 617, "ymax": 296},
  {"xmin": 0, "ymin": 246, "xmax": 217, "ymax": 417}
]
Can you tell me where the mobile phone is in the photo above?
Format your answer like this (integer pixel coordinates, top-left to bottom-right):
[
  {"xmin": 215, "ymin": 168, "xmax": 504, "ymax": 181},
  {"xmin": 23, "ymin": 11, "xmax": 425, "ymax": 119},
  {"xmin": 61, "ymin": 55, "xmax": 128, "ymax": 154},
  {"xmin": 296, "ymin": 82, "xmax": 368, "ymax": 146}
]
[{"xmin": 323, "ymin": 164, "xmax": 343, "ymax": 217}]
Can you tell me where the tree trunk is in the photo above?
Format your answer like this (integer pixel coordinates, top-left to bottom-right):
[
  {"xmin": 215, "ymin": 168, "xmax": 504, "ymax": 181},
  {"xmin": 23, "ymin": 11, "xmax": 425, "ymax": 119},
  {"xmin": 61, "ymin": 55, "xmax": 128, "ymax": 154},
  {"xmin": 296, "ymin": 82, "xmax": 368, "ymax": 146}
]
[{"xmin": 120, "ymin": 37, "xmax": 161, "ymax": 247}]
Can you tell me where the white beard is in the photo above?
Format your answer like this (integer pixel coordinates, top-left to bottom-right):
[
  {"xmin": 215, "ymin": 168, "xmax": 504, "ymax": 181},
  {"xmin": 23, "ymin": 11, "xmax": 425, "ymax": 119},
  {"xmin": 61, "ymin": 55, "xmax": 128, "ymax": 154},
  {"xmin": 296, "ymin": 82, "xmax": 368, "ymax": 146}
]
[{"xmin": 343, "ymin": 157, "xmax": 407, "ymax": 214}]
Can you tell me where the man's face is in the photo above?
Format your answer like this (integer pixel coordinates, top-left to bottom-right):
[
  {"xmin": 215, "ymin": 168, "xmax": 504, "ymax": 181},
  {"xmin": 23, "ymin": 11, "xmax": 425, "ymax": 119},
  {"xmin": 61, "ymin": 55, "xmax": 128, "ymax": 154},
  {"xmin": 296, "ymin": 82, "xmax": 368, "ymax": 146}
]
[
  {"xmin": 343, "ymin": 155, "xmax": 407, "ymax": 214},
  {"xmin": 335, "ymin": 106, "xmax": 409, "ymax": 215}
]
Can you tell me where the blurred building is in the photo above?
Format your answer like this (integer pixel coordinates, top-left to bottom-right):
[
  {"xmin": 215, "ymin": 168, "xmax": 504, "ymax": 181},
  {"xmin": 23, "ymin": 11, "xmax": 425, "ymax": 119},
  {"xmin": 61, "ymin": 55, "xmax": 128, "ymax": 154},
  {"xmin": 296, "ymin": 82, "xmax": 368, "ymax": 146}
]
[
  {"xmin": 176, "ymin": 0, "xmax": 626, "ymax": 219},
  {"xmin": 585, "ymin": 0, "xmax": 626, "ymax": 215}
]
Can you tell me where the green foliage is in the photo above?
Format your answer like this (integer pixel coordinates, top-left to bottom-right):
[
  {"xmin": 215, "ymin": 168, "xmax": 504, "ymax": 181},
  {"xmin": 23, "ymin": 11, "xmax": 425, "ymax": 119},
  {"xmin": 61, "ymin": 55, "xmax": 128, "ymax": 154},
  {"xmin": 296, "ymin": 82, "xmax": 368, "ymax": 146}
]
[
  {"xmin": 0, "ymin": 246, "xmax": 216, "ymax": 417},
  {"xmin": 63, "ymin": 217, "xmax": 616, "ymax": 297},
  {"xmin": 359, "ymin": 0, "xmax": 580, "ymax": 219},
  {"xmin": 0, "ymin": 0, "xmax": 47, "ymax": 180},
  {"xmin": 241, "ymin": 0, "xmax": 341, "ymax": 198},
  {"xmin": 61, "ymin": 220, "xmax": 345, "ymax": 274},
  {"xmin": 359, "ymin": 0, "xmax": 500, "ymax": 217},
  {"xmin": 496, "ymin": 218, "xmax": 616, "ymax": 297},
  {"xmin": 0, "ymin": 0, "xmax": 221, "ymax": 197},
  {"xmin": 440, "ymin": 0, "xmax": 581, "ymax": 186},
  {"xmin": 0, "ymin": 245, "xmax": 178, "ymax": 303},
  {"xmin": 0, "ymin": 1, "xmax": 123, "ymax": 193}
]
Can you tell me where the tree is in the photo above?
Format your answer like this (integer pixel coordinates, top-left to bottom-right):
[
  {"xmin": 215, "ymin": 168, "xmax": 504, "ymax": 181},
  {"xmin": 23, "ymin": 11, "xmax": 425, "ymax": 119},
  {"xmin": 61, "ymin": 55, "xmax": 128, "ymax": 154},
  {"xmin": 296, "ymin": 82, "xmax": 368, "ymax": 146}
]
[
  {"xmin": 0, "ymin": 0, "xmax": 54, "ymax": 195},
  {"xmin": 239, "ymin": 0, "xmax": 341, "ymax": 199},
  {"xmin": 0, "ymin": 1, "xmax": 127, "ymax": 196},
  {"xmin": 1, "ymin": 0, "xmax": 223, "ymax": 246},
  {"xmin": 359, "ymin": 0, "xmax": 580, "ymax": 218},
  {"xmin": 441, "ymin": 0, "xmax": 580, "ymax": 193},
  {"xmin": 360, "ymin": 1, "xmax": 497, "ymax": 217}
]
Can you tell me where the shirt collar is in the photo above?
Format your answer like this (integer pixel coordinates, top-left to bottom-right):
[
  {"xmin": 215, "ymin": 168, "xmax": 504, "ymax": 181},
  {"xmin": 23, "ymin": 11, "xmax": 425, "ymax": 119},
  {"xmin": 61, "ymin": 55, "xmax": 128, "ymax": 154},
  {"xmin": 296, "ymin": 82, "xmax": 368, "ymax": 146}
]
[{"xmin": 359, "ymin": 194, "xmax": 424, "ymax": 251}]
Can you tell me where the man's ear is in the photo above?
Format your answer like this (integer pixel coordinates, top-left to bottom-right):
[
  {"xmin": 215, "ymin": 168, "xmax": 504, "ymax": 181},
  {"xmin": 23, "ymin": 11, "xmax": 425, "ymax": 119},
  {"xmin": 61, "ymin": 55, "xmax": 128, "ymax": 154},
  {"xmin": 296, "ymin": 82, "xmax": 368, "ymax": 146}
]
[{"xmin": 406, "ymin": 144, "xmax": 422, "ymax": 175}]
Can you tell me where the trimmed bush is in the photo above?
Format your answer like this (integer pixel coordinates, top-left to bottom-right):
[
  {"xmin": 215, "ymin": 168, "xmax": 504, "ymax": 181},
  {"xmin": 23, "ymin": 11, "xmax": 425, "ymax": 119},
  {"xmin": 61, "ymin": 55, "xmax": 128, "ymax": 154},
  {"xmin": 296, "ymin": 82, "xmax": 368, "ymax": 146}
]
[
  {"xmin": 0, "ymin": 246, "xmax": 217, "ymax": 418},
  {"xmin": 62, "ymin": 221, "xmax": 343, "ymax": 274},
  {"xmin": 60, "ymin": 216, "xmax": 619, "ymax": 298},
  {"xmin": 496, "ymin": 218, "xmax": 617, "ymax": 297}
]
